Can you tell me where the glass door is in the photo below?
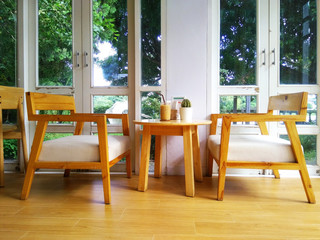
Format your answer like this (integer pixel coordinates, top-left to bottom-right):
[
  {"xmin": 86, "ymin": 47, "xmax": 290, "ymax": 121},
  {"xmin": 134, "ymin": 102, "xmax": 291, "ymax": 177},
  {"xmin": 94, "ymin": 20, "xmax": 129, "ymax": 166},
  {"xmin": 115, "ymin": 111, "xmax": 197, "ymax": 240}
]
[
  {"xmin": 217, "ymin": 0, "xmax": 319, "ymax": 173},
  {"xmin": 37, "ymin": 0, "xmax": 131, "ymax": 171}
]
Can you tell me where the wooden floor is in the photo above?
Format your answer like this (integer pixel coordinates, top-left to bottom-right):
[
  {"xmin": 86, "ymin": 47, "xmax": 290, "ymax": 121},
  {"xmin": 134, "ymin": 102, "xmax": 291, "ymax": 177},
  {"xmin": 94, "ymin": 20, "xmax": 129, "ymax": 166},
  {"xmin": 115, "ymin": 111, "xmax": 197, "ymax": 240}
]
[{"xmin": 1, "ymin": 172, "xmax": 320, "ymax": 240}]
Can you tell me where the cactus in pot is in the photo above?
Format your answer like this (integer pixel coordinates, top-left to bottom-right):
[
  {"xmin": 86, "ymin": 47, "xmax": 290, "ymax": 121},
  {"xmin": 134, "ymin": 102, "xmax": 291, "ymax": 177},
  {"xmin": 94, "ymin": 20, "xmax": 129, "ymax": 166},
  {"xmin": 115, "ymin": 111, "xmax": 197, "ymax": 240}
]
[
  {"xmin": 181, "ymin": 99, "xmax": 192, "ymax": 108},
  {"xmin": 180, "ymin": 98, "xmax": 192, "ymax": 121}
]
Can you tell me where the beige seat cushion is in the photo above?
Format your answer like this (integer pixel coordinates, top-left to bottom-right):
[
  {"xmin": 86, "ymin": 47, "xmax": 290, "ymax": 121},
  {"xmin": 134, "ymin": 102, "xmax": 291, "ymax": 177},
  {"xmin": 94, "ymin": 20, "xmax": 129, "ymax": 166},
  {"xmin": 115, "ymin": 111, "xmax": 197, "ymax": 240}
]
[
  {"xmin": 38, "ymin": 135, "xmax": 130, "ymax": 162},
  {"xmin": 208, "ymin": 135, "xmax": 296, "ymax": 163}
]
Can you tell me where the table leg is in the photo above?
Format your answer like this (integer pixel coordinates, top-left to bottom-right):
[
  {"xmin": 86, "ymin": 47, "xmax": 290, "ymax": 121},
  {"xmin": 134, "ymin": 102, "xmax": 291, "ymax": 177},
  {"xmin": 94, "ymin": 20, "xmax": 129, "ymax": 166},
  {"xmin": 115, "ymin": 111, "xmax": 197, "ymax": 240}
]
[
  {"xmin": 154, "ymin": 135, "xmax": 162, "ymax": 178},
  {"xmin": 138, "ymin": 126, "xmax": 151, "ymax": 192},
  {"xmin": 192, "ymin": 126, "xmax": 203, "ymax": 182},
  {"xmin": 182, "ymin": 126, "xmax": 195, "ymax": 197}
]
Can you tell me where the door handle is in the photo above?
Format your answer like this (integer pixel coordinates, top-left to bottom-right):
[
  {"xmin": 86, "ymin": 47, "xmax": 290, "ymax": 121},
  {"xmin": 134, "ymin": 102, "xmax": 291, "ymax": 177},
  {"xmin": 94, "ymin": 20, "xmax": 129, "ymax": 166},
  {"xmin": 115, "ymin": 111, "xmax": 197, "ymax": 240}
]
[
  {"xmin": 84, "ymin": 51, "xmax": 89, "ymax": 67},
  {"xmin": 262, "ymin": 49, "xmax": 266, "ymax": 65},
  {"xmin": 75, "ymin": 51, "xmax": 80, "ymax": 67},
  {"xmin": 271, "ymin": 48, "xmax": 275, "ymax": 65}
]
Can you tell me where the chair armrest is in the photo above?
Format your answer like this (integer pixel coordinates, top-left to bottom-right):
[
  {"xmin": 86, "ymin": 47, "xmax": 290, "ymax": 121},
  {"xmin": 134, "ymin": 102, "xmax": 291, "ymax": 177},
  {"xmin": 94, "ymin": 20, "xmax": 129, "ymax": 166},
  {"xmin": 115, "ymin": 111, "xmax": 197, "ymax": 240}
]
[
  {"xmin": 31, "ymin": 113, "xmax": 130, "ymax": 136},
  {"xmin": 30, "ymin": 113, "xmax": 106, "ymax": 122},
  {"xmin": 210, "ymin": 113, "xmax": 306, "ymax": 135},
  {"xmin": 223, "ymin": 113, "xmax": 306, "ymax": 122}
]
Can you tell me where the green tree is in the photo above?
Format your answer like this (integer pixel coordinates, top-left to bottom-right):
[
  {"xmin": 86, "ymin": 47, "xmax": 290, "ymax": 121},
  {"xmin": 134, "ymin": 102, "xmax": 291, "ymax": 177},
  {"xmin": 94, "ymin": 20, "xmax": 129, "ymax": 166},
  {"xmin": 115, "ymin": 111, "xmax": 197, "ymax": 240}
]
[
  {"xmin": 280, "ymin": 0, "xmax": 317, "ymax": 84},
  {"xmin": 0, "ymin": 0, "xmax": 17, "ymax": 86},
  {"xmin": 220, "ymin": 0, "xmax": 256, "ymax": 86},
  {"xmin": 38, "ymin": 0, "xmax": 120, "ymax": 86}
]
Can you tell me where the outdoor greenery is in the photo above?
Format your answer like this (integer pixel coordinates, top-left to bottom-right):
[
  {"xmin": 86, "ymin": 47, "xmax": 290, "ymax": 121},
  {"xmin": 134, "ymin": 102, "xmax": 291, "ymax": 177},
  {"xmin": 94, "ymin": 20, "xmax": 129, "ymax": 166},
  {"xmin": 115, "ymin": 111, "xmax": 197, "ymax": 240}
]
[
  {"xmin": 220, "ymin": 0, "xmax": 317, "ymax": 86},
  {"xmin": 0, "ymin": 0, "xmax": 16, "ymax": 86},
  {"xmin": 220, "ymin": 0, "xmax": 256, "ymax": 86},
  {"xmin": 280, "ymin": 0, "xmax": 317, "ymax": 84}
]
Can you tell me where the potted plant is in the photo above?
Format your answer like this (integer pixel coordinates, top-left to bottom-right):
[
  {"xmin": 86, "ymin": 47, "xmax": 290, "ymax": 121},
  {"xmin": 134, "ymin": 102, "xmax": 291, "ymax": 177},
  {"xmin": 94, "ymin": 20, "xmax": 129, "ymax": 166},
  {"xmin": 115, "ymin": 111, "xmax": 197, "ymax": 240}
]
[{"xmin": 180, "ymin": 99, "xmax": 192, "ymax": 121}]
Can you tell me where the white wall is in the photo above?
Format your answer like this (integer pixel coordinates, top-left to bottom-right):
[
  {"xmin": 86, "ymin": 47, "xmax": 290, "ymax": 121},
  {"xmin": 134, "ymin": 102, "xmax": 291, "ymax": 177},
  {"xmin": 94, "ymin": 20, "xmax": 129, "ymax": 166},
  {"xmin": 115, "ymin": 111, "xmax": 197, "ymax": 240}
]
[{"xmin": 166, "ymin": 0, "xmax": 209, "ymax": 174}]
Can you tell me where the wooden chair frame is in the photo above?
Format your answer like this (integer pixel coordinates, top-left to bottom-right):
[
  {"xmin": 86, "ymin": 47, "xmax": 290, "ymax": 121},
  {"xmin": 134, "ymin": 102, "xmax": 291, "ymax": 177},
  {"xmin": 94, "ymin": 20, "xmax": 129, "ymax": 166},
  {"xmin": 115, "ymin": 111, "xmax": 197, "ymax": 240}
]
[
  {"xmin": 0, "ymin": 86, "xmax": 28, "ymax": 187},
  {"xmin": 21, "ymin": 92, "xmax": 131, "ymax": 204},
  {"xmin": 208, "ymin": 92, "xmax": 315, "ymax": 203}
]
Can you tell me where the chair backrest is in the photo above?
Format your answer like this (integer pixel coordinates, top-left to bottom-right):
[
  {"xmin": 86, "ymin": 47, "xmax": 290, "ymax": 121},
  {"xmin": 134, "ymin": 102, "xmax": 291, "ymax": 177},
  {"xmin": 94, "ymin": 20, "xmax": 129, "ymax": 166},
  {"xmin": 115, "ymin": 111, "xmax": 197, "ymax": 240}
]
[
  {"xmin": 0, "ymin": 86, "xmax": 24, "ymax": 110},
  {"xmin": 267, "ymin": 92, "xmax": 308, "ymax": 116},
  {"xmin": 26, "ymin": 92, "xmax": 76, "ymax": 120}
]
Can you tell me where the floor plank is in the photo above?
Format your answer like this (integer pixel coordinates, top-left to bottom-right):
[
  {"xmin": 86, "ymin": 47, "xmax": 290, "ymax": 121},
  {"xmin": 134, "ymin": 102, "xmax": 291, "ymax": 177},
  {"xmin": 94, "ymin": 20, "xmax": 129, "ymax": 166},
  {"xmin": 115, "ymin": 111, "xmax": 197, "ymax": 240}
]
[{"xmin": 0, "ymin": 173, "xmax": 319, "ymax": 239}]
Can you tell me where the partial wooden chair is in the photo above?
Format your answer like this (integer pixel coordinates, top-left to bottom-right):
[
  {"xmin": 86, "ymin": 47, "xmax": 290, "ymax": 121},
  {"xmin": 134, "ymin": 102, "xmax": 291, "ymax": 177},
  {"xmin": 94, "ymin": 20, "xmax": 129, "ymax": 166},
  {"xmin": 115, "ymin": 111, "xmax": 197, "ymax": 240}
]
[
  {"xmin": 207, "ymin": 92, "xmax": 315, "ymax": 203},
  {"xmin": 0, "ymin": 86, "xmax": 28, "ymax": 187},
  {"xmin": 21, "ymin": 92, "xmax": 131, "ymax": 204}
]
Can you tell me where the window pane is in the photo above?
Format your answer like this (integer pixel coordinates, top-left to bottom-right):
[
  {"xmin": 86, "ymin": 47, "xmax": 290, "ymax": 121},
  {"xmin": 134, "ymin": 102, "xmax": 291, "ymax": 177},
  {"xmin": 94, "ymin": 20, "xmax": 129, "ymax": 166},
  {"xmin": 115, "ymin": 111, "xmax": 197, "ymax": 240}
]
[
  {"xmin": 280, "ymin": 94, "xmax": 317, "ymax": 125},
  {"xmin": 3, "ymin": 139, "xmax": 17, "ymax": 160},
  {"xmin": 280, "ymin": 0, "xmax": 317, "ymax": 84},
  {"xmin": 0, "ymin": 0, "xmax": 17, "ymax": 86},
  {"xmin": 93, "ymin": 95, "xmax": 128, "ymax": 114},
  {"xmin": 44, "ymin": 133, "xmax": 73, "ymax": 141},
  {"xmin": 141, "ymin": 92, "xmax": 161, "ymax": 119},
  {"xmin": 38, "ymin": 0, "xmax": 72, "ymax": 86},
  {"xmin": 220, "ymin": 95, "xmax": 257, "ymax": 114},
  {"xmin": 281, "ymin": 135, "xmax": 317, "ymax": 165},
  {"xmin": 141, "ymin": 0, "xmax": 161, "ymax": 86},
  {"xmin": 93, "ymin": 0, "xmax": 128, "ymax": 87},
  {"xmin": 220, "ymin": 0, "xmax": 256, "ymax": 86},
  {"xmin": 39, "ymin": 110, "xmax": 72, "ymax": 125}
]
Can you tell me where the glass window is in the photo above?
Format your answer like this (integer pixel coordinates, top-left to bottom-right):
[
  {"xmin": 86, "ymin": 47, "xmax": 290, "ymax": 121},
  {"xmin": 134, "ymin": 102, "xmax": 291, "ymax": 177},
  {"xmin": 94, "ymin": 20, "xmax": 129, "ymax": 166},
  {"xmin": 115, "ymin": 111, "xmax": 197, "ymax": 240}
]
[
  {"xmin": 38, "ymin": 0, "xmax": 72, "ymax": 86},
  {"xmin": 93, "ymin": 0, "xmax": 128, "ymax": 87},
  {"xmin": 0, "ymin": 0, "xmax": 17, "ymax": 86},
  {"xmin": 141, "ymin": 92, "xmax": 161, "ymax": 119},
  {"xmin": 39, "ymin": 110, "xmax": 72, "ymax": 125},
  {"xmin": 1, "ymin": 0, "xmax": 17, "ymax": 161},
  {"xmin": 141, "ymin": 0, "xmax": 161, "ymax": 86},
  {"xmin": 280, "ymin": 0, "xmax": 317, "ymax": 84},
  {"xmin": 220, "ymin": 95, "xmax": 257, "ymax": 114},
  {"xmin": 44, "ymin": 133, "xmax": 73, "ymax": 141},
  {"xmin": 280, "ymin": 94, "xmax": 317, "ymax": 125},
  {"xmin": 281, "ymin": 135, "xmax": 317, "ymax": 165},
  {"xmin": 220, "ymin": 0, "xmax": 256, "ymax": 86},
  {"xmin": 93, "ymin": 95, "xmax": 128, "ymax": 114}
]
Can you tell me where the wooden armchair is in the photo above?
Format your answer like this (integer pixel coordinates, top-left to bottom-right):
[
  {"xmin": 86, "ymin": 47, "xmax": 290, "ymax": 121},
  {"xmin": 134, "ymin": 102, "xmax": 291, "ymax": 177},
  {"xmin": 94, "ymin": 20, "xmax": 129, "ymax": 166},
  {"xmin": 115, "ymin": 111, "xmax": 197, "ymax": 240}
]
[
  {"xmin": 21, "ymin": 92, "xmax": 131, "ymax": 204},
  {"xmin": 0, "ymin": 86, "xmax": 28, "ymax": 187},
  {"xmin": 207, "ymin": 92, "xmax": 315, "ymax": 203}
]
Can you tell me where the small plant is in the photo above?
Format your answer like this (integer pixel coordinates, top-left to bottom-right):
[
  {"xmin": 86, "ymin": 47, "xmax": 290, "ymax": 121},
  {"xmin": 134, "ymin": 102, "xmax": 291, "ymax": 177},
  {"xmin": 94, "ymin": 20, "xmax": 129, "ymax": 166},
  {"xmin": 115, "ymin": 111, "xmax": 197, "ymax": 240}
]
[{"xmin": 181, "ymin": 99, "xmax": 191, "ymax": 108}]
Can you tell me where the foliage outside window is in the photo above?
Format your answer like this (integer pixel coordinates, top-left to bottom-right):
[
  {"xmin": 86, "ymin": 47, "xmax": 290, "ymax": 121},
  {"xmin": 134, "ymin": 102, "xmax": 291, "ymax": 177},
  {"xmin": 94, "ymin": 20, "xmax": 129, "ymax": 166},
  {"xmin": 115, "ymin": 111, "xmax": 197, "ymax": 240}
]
[
  {"xmin": 281, "ymin": 135, "xmax": 317, "ymax": 165},
  {"xmin": 141, "ymin": 0, "xmax": 161, "ymax": 86},
  {"xmin": 38, "ymin": 0, "xmax": 127, "ymax": 87},
  {"xmin": 93, "ymin": 0, "xmax": 128, "ymax": 87},
  {"xmin": 0, "ymin": 0, "xmax": 17, "ymax": 86},
  {"xmin": 141, "ymin": 92, "xmax": 161, "ymax": 119},
  {"xmin": 38, "ymin": 0, "xmax": 72, "ymax": 86},
  {"xmin": 280, "ymin": 0, "xmax": 317, "ymax": 85},
  {"xmin": 1, "ymin": 0, "xmax": 17, "ymax": 160},
  {"xmin": 220, "ymin": 0, "xmax": 256, "ymax": 86},
  {"xmin": 220, "ymin": 95, "xmax": 257, "ymax": 114}
]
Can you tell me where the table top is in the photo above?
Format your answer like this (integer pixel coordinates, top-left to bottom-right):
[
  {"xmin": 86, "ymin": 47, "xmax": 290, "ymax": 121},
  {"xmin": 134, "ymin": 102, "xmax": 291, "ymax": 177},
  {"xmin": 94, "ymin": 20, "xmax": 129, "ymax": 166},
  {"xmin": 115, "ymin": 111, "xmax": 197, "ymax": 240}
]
[{"xmin": 133, "ymin": 119, "xmax": 212, "ymax": 126}]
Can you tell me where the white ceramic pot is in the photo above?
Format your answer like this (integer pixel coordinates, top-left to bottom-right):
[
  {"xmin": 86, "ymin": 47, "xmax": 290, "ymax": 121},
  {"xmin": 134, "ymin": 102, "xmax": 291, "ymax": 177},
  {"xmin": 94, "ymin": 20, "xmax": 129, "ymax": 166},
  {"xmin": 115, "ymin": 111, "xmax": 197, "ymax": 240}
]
[{"xmin": 180, "ymin": 107, "xmax": 192, "ymax": 122}]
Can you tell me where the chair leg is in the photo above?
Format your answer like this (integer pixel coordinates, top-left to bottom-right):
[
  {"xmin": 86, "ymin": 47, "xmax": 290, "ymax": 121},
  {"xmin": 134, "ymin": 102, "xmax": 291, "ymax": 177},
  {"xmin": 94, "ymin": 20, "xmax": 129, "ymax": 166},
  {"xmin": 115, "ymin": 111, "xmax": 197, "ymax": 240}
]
[
  {"xmin": 217, "ymin": 166, "xmax": 227, "ymax": 201},
  {"xmin": 126, "ymin": 153, "xmax": 132, "ymax": 178},
  {"xmin": 207, "ymin": 153, "xmax": 214, "ymax": 177},
  {"xmin": 285, "ymin": 121, "xmax": 316, "ymax": 203},
  {"xmin": 299, "ymin": 168, "xmax": 316, "ymax": 204},
  {"xmin": 21, "ymin": 164, "xmax": 36, "ymax": 200},
  {"xmin": 273, "ymin": 170, "xmax": 280, "ymax": 179},
  {"xmin": 21, "ymin": 135, "xmax": 29, "ymax": 172},
  {"xmin": 0, "ymin": 135, "xmax": 4, "ymax": 187},
  {"xmin": 101, "ymin": 167, "xmax": 111, "ymax": 204},
  {"xmin": 64, "ymin": 169, "xmax": 71, "ymax": 177}
]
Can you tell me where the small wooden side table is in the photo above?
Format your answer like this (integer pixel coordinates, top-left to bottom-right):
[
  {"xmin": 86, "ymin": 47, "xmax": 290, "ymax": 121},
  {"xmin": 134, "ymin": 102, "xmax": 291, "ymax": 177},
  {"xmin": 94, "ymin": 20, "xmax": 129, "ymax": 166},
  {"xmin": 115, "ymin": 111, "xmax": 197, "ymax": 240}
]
[{"xmin": 133, "ymin": 119, "xmax": 212, "ymax": 197}]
